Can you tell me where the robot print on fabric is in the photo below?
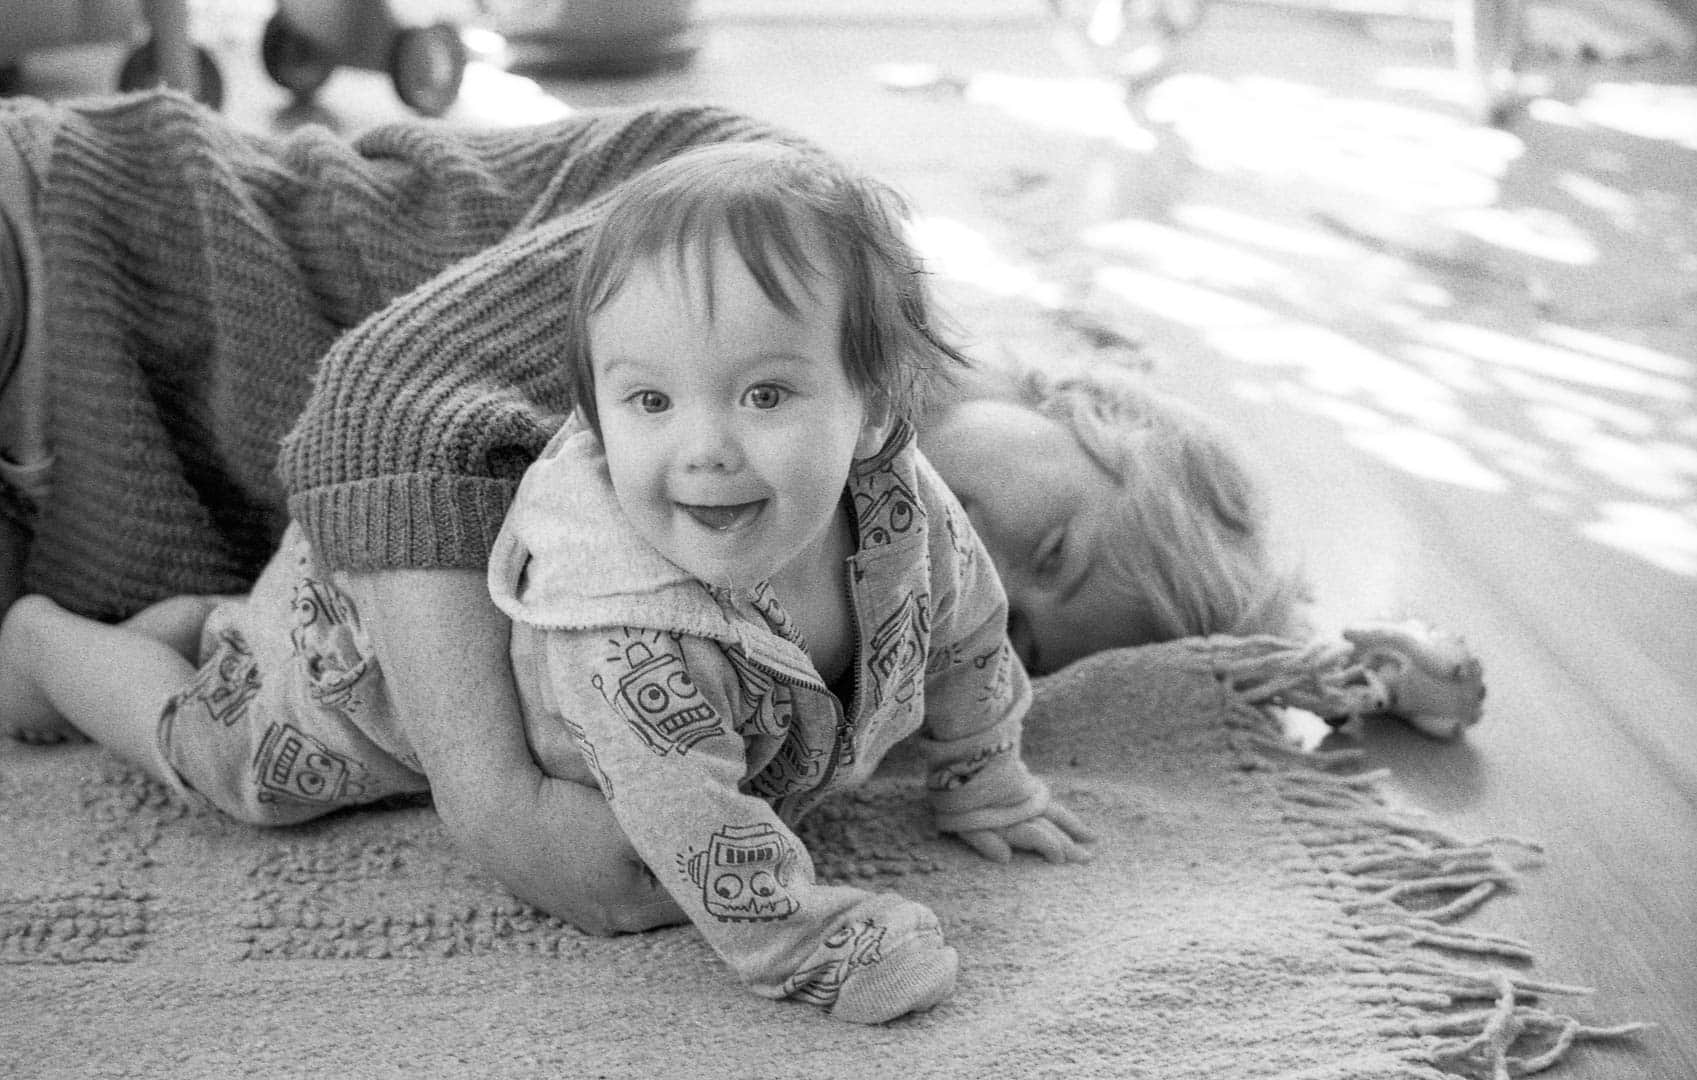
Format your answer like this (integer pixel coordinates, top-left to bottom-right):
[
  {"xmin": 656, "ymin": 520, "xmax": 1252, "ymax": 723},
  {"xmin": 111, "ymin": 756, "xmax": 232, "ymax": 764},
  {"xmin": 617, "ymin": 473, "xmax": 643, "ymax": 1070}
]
[
  {"xmin": 592, "ymin": 629, "xmax": 725, "ymax": 757},
  {"xmin": 974, "ymin": 638, "xmax": 1018, "ymax": 706},
  {"xmin": 782, "ymin": 919, "xmax": 889, "ymax": 1006},
  {"xmin": 724, "ymin": 645, "xmax": 797, "ymax": 738},
  {"xmin": 941, "ymin": 502, "xmax": 978, "ymax": 572},
  {"xmin": 252, "ymin": 722, "xmax": 370, "ymax": 807},
  {"xmin": 680, "ymin": 822, "xmax": 803, "ymax": 922},
  {"xmin": 166, "ymin": 627, "xmax": 261, "ymax": 728},
  {"xmin": 289, "ymin": 577, "xmax": 372, "ymax": 715},
  {"xmin": 746, "ymin": 734, "xmax": 828, "ymax": 803},
  {"xmin": 852, "ymin": 462, "xmax": 923, "ymax": 549},
  {"xmin": 867, "ymin": 592, "xmax": 929, "ymax": 714},
  {"xmin": 927, "ymin": 737, "xmax": 1016, "ymax": 793},
  {"xmin": 747, "ymin": 580, "xmax": 806, "ymax": 651},
  {"xmin": 559, "ymin": 710, "xmax": 614, "ymax": 800}
]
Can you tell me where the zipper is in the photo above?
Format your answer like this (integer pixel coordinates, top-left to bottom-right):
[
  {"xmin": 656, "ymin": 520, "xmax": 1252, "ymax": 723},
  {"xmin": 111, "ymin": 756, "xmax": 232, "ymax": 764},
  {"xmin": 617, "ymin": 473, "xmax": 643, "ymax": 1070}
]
[
  {"xmin": 736, "ymin": 561, "xmax": 863, "ymax": 808},
  {"xmin": 815, "ymin": 564, "xmax": 863, "ymax": 796}
]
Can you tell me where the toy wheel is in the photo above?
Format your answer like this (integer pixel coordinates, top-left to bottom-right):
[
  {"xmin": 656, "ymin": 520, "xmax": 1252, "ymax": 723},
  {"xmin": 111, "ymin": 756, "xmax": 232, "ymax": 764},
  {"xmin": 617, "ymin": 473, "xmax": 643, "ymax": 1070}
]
[
  {"xmin": 390, "ymin": 25, "xmax": 467, "ymax": 118},
  {"xmin": 118, "ymin": 41, "xmax": 225, "ymax": 109},
  {"xmin": 261, "ymin": 13, "xmax": 336, "ymax": 99}
]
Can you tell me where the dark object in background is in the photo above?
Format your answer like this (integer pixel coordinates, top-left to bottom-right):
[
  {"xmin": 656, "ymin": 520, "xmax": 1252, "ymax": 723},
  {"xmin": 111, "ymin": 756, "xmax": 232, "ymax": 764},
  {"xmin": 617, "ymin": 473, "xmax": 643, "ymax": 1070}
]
[
  {"xmin": 0, "ymin": 0, "xmax": 223, "ymax": 107},
  {"xmin": 260, "ymin": 0, "xmax": 469, "ymax": 117},
  {"xmin": 490, "ymin": 0, "xmax": 701, "ymax": 78}
]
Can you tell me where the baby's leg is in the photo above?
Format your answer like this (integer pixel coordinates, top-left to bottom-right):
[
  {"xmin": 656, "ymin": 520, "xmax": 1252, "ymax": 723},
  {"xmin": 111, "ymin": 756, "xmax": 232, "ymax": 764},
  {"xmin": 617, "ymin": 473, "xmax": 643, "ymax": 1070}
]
[{"xmin": 0, "ymin": 596, "xmax": 197, "ymax": 782}]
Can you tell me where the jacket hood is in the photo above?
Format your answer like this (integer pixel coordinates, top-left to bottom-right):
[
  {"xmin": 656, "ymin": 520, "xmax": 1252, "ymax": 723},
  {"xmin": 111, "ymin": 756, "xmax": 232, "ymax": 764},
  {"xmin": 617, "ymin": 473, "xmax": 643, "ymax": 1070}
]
[{"xmin": 488, "ymin": 423, "xmax": 750, "ymax": 642}]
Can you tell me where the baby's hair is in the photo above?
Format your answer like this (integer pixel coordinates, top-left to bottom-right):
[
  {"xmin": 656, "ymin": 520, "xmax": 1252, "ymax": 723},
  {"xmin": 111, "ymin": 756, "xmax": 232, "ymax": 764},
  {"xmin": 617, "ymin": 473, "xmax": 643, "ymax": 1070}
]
[
  {"xmin": 565, "ymin": 141, "xmax": 966, "ymax": 435},
  {"xmin": 936, "ymin": 356, "xmax": 1311, "ymax": 644}
]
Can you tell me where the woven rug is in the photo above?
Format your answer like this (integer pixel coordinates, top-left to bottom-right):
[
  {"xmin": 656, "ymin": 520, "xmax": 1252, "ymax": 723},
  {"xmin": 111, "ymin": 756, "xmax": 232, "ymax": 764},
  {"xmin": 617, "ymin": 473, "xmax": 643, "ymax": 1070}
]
[{"xmin": 2, "ymin": 637, "xmax": 1640, "ymax": 1079}]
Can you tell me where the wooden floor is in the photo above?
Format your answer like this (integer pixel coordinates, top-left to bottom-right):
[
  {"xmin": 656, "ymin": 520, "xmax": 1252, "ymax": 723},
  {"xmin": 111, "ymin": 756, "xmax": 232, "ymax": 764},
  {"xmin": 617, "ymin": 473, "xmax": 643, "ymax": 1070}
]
[{"xmin": 12, "ymin": 3, "xmax": 1693, "ymax": 1075}]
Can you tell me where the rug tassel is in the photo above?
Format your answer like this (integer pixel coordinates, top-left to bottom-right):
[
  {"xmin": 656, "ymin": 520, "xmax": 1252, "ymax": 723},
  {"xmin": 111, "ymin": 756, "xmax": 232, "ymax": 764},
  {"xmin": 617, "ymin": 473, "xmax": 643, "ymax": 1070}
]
[
  {"xmin": 1206, "ymin": 636, "xmax": 1647, "ymax": 1079},
  {"xmin": 1415, "ymin": 972, "xmax": 1651, "ymax": 1079}
]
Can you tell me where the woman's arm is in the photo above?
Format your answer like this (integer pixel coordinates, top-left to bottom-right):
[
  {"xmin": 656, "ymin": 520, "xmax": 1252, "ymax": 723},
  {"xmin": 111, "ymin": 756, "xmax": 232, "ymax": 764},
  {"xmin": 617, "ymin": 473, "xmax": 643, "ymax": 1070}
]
[{"xmin": 344, "ymin": 566, "xmax": 685, "ymax": 935}]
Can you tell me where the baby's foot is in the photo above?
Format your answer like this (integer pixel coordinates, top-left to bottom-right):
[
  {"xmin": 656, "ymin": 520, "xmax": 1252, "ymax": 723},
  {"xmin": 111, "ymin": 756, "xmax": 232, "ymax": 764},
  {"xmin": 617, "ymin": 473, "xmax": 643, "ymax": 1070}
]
[
  {"xmin": 830, "ymin": 933, "xmax": 959, "ymax": 1024},
  {"xmin": 1341, "ymin": 621, "xmax": 1487, "ymax": 739},
  {"xmin": 0, "ymin": 594, "xmax": 82, "ymax": 745}
]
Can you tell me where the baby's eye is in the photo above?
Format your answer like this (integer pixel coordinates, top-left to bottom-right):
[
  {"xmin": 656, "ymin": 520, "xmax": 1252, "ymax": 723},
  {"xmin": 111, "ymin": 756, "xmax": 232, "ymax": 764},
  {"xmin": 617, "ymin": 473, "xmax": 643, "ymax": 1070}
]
[
  {"xmin": 743, "ymin": 385, "xmax": 787, "ymax": 410},
  {"xmin": 631, "ymin": 390, "xmax": 670, "ymax": 414}
]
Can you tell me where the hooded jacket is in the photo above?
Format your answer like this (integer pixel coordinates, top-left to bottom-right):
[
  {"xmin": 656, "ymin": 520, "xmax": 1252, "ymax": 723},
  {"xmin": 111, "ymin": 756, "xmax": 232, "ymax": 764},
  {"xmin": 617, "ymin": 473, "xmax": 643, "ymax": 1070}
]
[{"xmin": 490, "ymin": 421, "xmax": 1049, "ymax": 1005}]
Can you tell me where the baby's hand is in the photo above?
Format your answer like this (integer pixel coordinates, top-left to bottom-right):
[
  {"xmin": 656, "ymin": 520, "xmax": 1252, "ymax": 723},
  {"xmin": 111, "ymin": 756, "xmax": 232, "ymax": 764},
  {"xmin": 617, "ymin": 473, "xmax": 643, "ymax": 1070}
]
[{"xmin": 955, "ymin": 802, "xmax": 1095, "ymax": 865}]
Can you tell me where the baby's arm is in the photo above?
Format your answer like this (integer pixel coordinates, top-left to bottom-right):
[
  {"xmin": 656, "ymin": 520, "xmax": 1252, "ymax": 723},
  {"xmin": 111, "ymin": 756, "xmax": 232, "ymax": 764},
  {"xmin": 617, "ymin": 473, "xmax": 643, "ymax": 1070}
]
[
  {"xmin": 919, "ymin": 639, "xmax": 1095, "ymax": 866},
  {"xmin": 920, "ymin": 503, "xmax": 1095, "ymax": 865},
  {"xmin": 537, "ymin": 626, "xmax": 956, "ymax": 1023}
]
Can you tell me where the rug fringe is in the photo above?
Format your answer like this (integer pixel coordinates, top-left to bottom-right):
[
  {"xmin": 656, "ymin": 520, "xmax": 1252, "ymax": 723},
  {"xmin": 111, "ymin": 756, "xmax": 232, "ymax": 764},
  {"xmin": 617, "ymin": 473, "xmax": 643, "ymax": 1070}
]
[{"xmin": 1188, "ymin": 636, "xmax": 1650, "ymax": 1080}]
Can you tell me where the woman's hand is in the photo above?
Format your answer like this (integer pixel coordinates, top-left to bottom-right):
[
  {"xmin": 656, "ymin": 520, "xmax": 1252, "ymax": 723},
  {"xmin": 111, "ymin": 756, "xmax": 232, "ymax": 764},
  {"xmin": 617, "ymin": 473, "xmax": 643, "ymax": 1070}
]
[
  {"xmin": 955, "ymin": 801, "xmax": 1097, "ymax": 865},
  {"xmin": 344, "ymin": 567, "xmax": 685, "ymax": 935}
]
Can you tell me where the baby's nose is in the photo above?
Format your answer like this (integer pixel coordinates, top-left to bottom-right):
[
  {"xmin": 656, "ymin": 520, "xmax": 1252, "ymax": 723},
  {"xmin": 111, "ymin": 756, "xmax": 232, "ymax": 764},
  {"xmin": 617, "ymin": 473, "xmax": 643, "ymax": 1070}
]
[{"xmin": 683, "ymin": 416, "xmax": 744, "ymax": 472}]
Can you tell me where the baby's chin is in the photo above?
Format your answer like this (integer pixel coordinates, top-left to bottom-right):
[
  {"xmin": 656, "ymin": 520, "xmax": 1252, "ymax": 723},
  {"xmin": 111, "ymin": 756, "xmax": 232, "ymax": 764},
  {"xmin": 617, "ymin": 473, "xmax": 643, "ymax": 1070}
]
[{"xmin": 672, "ymin": 551, "xmax": 778, "ymax": 594}]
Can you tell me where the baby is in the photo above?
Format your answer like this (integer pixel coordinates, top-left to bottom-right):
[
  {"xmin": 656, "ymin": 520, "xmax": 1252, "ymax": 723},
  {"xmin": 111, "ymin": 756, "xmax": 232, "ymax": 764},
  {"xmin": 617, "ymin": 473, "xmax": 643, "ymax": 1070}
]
[{"xmin": 488, "ymin": 142, "xmax": 1093, "ymax": 1022}]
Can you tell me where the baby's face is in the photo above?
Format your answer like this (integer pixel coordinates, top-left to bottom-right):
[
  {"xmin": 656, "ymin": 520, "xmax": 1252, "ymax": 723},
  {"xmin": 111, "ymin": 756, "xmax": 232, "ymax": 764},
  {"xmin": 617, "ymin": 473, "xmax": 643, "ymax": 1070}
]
[
  {"xmin": 590, "ymin": 236, "xmax": 881, "ymax": 589},
  {"xmin": 920, "ymin": 399, "xmax": 1156, "ymax": 674}
]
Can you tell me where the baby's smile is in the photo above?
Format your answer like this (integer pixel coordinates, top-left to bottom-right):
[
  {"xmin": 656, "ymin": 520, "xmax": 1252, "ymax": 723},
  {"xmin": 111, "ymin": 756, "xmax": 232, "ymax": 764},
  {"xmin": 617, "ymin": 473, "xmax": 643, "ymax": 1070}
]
[{"xmin": 681, "ymin": 500, "xmax": 767, "ymax": 532}]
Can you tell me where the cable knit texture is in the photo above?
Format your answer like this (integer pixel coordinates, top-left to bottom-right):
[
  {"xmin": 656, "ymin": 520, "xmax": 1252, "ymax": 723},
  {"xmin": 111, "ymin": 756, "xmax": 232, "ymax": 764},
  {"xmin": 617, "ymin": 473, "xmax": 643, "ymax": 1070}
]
[{"xmin": 15, "ymin": 91, "xmax": 788, "ymax": 618}]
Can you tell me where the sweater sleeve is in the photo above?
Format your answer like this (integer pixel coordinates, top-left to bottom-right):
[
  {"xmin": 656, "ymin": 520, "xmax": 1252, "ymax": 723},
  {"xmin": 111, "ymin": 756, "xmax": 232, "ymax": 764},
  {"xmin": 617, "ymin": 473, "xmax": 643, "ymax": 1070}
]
[
  {"xmin": 276, "ymin": 104, "xmax": 802, "ymax": 574},
  {"xmin": 534, "ymin": 626, "xmax": 955, "ymax": 1020},
  {"xmin": 914, "ymin": 483, "xmax": 1051, "ymax": 836}
]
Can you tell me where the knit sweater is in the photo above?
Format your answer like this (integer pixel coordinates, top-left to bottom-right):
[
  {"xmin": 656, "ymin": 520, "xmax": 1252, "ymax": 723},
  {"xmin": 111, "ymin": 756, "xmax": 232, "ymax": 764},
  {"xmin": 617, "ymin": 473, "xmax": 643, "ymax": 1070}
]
[{"xmin": 12, "ymin": 91, "xmax": 789, "ymax": 619}]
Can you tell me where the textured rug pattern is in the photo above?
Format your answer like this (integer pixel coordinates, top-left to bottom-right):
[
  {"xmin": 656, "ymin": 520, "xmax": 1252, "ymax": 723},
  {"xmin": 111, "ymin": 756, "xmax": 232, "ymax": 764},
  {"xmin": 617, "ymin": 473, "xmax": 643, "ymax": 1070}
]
[{"xmin": 2, "ymin": 639, "xmax": 1635, "ymax": 1079}]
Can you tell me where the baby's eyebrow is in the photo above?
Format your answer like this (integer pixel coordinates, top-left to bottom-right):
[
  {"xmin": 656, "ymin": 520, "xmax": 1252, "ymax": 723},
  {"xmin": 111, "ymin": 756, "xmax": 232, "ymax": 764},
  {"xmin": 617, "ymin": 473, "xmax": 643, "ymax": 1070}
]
[{"xmin": 594, "ymin": 356, "xmax": 654, "ymax": 381}]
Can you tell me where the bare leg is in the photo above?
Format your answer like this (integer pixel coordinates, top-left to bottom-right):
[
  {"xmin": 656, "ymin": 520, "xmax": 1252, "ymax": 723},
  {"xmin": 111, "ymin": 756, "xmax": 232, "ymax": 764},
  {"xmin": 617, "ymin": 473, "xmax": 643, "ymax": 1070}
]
[
  {"xmin": 0, "ymin": 595, "xmax": 200, "ymax": 784},
  {"xmin": 121, "ymin": 594, "xmax": 230, "ymax": 663}
]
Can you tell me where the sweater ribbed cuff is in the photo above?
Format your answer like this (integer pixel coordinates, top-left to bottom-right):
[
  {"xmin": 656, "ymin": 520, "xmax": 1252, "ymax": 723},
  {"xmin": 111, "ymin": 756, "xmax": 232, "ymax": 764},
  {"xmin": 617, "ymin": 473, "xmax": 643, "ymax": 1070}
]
[{"xmin": 288, "ymin": 473, "xmax": 519, "ymax": 573}]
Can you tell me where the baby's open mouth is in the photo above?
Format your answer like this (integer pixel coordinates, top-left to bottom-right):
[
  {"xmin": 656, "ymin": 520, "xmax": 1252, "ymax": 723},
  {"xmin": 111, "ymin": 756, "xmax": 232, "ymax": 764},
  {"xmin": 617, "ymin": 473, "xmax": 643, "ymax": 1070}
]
[{"xmin": 682, "ymin": 501, "xmax": 765, "ymax": 532}]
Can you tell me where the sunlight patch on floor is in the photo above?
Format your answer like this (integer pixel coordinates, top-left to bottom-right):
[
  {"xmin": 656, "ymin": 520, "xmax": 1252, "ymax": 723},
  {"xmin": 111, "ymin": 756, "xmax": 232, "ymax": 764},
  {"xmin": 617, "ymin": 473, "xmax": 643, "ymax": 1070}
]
[
  {"xmin": 908, "ymin": 216, "xmax": 1067, "ymax": 308},
  {"xmin": 1582, "ymin": 503, "xmax": 1697, "ymax": 576},
  {"xmin": 910, "ymin": 75, "xmax": 1697, "ymax": 578},
  {"xmin": 1145, "ymin": 72, "xmax": 1523, "ymax": 210},
  {"xmin": 1418, "ymin": 321, "xmax": 1693, "ymax": 403},
  {"xmin": 1575, "ymin": 83, "xmax": 1697, "ymax": 152}
]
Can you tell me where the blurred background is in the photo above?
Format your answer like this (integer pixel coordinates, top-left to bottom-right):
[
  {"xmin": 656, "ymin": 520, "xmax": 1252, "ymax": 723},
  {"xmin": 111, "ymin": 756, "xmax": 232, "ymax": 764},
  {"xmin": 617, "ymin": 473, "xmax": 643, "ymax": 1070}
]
[{"xmin": 5, "ymin": 1, "xmax": 1695, "ymax": 1076}]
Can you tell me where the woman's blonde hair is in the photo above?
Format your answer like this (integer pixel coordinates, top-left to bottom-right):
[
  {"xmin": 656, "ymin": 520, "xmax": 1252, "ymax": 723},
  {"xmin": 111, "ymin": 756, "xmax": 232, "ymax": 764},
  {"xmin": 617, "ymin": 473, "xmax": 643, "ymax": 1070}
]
[{"xmin": 934, "ymin": 355, "xmax": 1310, "ymax": 643}]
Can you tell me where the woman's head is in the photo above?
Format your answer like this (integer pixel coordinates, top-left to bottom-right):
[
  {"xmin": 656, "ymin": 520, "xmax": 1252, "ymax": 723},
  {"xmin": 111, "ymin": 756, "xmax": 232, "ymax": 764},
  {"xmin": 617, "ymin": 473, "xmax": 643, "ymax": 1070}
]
[
  {"xmin": 920, "ymin": 357, "xmax": 1309, "ymax": 672},
  {"xmin": 565, "ymin": 141, "xmax": 966, "ymax": 439}
]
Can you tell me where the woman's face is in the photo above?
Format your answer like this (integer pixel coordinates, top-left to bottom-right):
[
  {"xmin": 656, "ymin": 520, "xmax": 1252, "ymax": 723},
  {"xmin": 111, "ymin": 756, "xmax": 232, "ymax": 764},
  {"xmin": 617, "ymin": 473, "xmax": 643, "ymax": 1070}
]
[{"xmin": 919, "ymin": 398, "xmax": 1158, "ymax": 674}]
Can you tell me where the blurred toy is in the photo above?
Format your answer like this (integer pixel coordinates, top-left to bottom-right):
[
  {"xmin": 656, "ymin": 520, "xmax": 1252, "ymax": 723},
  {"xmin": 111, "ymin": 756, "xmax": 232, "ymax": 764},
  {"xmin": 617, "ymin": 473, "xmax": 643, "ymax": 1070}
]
[
  {"xmin": 1336, "ymin": 621, "xmax": 1487, "ymax": 739},
  {"xmin": 260, "ymin": 0, "xmax": 474, "ymax": 116},
  {"xmin": 484, "ymin": 0, "xmax": 700, "ymax": 78},
  {"xmin": 1046, "ymin": 0, "xmax": 1208, "ymax": 93},
  {"xmin": 0, "ymin": 0, "xmax": 223, "ymax": 107}
]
